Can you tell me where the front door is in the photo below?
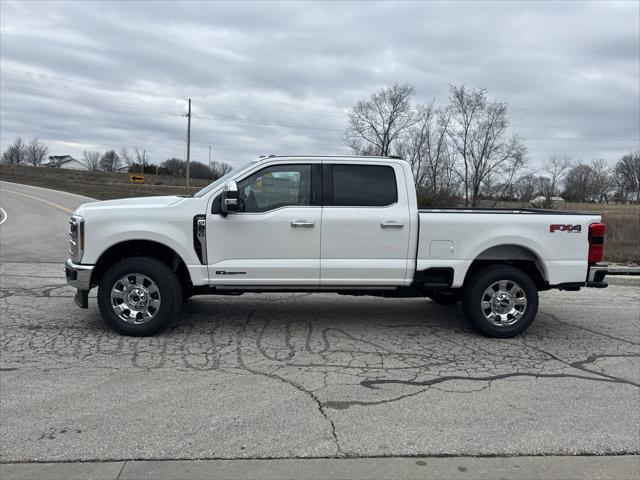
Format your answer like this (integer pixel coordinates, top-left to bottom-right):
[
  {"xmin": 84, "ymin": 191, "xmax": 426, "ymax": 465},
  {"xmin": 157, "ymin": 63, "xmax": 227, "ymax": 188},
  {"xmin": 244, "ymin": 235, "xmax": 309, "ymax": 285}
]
[
  {"xmin": 206, "ymin": 162, "xmax": 321, "ymax": 285},
  {"xmin": 320, "ymin": 162, "xmax": 411, "ymax": 285}
]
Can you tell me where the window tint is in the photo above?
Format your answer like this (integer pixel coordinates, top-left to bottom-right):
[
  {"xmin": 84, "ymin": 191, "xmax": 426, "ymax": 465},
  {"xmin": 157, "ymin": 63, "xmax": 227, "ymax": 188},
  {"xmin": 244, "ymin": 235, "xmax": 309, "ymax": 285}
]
[
  {"xmin": 238, "ymin": 164, "xmax": 311, "ymax": 212},
  {"xmin": 331, "ymin": 165, "xmax": 397, "ymax": 207}
]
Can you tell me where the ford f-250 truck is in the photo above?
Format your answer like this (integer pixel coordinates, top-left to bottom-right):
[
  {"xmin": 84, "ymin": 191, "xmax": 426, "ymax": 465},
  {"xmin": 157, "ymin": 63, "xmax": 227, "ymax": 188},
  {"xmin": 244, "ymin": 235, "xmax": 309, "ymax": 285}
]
[{"xmin": 65, "ymin": 155, "xmax": 608, "ymax": 338}]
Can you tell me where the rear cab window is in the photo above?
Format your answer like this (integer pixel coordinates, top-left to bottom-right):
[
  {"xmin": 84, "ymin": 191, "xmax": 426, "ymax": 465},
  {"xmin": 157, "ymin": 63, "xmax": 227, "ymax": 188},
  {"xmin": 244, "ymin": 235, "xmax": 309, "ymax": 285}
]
[{"xmin": 326, "ymin": 164, "xmax": 397, "ymax": 207}]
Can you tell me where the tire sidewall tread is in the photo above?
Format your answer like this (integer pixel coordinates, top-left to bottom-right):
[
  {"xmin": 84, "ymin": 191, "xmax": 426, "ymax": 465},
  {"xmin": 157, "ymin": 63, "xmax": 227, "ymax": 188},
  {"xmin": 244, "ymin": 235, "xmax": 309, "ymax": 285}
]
[
  {"xmin": 97, "ymin": 257, "xmax": 182, "ymax": 336},
  {"xmin": 462, "ymin": 265, "xmax": 539, "ymax": 338}
]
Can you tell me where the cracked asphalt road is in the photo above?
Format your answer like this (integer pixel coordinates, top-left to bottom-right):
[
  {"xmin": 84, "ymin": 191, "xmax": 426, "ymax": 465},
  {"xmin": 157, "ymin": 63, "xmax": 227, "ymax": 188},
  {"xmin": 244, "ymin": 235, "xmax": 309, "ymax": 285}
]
[{"xmin": 1, "ymin": 182, "xmax": 639, "ymax": 462}]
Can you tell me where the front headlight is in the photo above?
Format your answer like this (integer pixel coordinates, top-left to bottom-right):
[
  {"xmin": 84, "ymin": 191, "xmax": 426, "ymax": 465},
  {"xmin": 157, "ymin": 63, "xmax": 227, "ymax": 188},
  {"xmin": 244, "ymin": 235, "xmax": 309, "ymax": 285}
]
[{"xmin": 69, "ymin": 215, "xmax": 85, "ymax": 262}]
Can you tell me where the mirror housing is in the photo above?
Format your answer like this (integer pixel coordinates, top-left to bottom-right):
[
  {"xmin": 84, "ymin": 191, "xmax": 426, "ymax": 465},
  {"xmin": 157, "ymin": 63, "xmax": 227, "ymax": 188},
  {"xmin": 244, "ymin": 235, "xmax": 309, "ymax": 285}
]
[{"xmin": 220, "ymin": 181, "xmax": 240, "ymax": 214}]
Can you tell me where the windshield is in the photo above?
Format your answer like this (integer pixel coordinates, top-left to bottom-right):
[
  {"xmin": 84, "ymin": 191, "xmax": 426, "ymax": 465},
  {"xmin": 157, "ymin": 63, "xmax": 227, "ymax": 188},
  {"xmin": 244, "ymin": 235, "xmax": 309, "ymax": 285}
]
[{"xmin": 192, "ymin": 160, "xmax": 256, "ymax": 198}]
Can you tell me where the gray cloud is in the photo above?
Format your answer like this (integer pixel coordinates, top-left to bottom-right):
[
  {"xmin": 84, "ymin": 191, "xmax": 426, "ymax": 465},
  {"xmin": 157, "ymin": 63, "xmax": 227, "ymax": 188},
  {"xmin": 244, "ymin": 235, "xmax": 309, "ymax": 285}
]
[{"xmin": 1, "ymin": 0, "xmax": 638, "ymax": 170}]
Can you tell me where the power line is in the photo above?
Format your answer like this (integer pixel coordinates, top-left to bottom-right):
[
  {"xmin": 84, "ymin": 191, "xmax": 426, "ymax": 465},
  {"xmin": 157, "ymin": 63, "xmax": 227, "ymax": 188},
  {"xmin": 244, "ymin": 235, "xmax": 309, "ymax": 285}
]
[
  {"xmin": 1, "ymin": 67, "xmax": 345, "ymax": 118},
  {"xmin": 2, "ymin": 73, "xmax": 638, "ymax": 140},
  {"xmin": 1, "ymin": 82, "xmax": 344, "ymax": 131},
  {"xmin": 1, "ymin": 83, "xmax": 183, "ymax": 117},
  {"xmin": 1, "ymin": 67, "xmax": 186, "ymax": 102},
  {"xmin": 193, "ymin": 99, "xmax": 346, "ymax": 118},
  {"xmin": 192, "ymin": 112, "xmax": 343, "ymax": 131},
  {"xmin": 4, "ymin": 67, "xmax": 636, "ymax": 131}
]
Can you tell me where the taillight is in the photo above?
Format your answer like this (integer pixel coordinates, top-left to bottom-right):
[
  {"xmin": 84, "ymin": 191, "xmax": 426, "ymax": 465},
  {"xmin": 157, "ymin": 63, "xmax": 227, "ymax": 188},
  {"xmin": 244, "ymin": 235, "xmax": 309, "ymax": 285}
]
[{"xmin": 588, "ymin": 223, "xmax": 605, "ymax": 263}]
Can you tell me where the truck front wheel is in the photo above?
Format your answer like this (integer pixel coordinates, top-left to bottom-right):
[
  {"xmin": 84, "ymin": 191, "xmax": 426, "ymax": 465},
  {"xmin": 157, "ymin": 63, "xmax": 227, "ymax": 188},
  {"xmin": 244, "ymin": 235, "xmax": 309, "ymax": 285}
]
[
  {"xmin": 97, "ymin": 257, "xmax": 183, "ymax": 336},
  {"xmin": 461, "ymin": 265, "xmax": 538, "ymax": 338}
]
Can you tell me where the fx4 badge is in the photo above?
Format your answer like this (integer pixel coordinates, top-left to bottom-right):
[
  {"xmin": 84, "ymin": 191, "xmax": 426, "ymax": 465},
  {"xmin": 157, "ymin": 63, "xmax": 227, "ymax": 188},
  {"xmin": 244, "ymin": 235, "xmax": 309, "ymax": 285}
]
[{"xmin": 549, "ymin": 224, "xmax": 582, "ymax": 233}]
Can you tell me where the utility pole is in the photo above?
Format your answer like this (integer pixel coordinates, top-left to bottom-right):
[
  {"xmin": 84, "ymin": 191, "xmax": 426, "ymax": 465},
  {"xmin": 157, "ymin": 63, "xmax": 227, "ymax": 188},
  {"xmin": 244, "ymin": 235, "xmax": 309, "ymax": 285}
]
[
  {"xmin": 208, "ymin": 145, "xmax": 212, "ymax": 180},
  {"xmin": 186, "ymin": 98, "xmax": 191, "ymax": 188}
]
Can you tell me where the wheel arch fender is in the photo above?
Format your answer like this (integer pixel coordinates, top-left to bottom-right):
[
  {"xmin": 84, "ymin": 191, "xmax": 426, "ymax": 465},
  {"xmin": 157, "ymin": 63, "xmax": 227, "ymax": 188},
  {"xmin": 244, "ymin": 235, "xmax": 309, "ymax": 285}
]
[
  {"xmin": 90, "ymin": 238, "xmax": 192, "ymax": 289},
  {"xmin": 462, "ymin": 241, "xmax": 549, "ymax": 289}
]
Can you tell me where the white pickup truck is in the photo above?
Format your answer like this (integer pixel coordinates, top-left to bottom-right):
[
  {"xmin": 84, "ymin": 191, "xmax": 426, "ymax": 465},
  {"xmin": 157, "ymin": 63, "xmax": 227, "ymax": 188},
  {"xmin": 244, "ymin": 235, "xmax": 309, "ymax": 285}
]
[{"xmin": 65, "ymin": 155, "xmax": 608, "ymax": 338}]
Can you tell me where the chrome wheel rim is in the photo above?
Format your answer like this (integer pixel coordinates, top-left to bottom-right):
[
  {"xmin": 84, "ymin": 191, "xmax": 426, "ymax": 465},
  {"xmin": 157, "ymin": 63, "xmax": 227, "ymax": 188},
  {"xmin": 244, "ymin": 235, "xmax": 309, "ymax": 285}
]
[
  {"xmin": 110, "ymin": 273, "xmax": 161, "ymax": 324},
  {"xmin": 481, "ymin": 280, "xmax": 527, "ymax": 327}
]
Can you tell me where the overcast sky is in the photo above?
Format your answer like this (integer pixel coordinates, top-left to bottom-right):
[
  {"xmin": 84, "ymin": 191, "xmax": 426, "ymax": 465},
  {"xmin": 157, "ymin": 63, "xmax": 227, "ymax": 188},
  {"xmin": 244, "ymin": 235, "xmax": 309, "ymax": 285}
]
[{"xmin": 1, "ymin": 0, "xmax": 638, "ymax": 170}]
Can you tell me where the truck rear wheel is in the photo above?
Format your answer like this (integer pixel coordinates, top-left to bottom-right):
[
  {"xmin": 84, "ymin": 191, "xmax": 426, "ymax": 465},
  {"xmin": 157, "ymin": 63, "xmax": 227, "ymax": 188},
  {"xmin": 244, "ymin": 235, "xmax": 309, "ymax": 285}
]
[
  {"xmin": 461, "ymin": 265, "xmax": 538, "ymax": 338},
  {"xmin": 97, "ymin": 257, "xmax": 183, "ymax": 336}
]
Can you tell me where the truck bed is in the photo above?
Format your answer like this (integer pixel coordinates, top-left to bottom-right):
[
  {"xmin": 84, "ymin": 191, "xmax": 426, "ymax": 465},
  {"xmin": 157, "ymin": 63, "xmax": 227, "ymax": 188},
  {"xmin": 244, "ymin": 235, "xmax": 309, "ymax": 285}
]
[
  {"xmin": 416, "ymin": 209, "xmax": 602, "ymax": 288},
  {"xmin": 418, "ymin": 207, "xmax": 596, "ymax": 215}
]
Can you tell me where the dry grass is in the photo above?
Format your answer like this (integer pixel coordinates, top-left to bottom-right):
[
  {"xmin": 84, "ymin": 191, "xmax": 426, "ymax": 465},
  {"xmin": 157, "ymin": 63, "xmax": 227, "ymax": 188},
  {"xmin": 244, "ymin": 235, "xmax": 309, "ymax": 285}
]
[
  {"xmin": 489, "ymin": 200, "xmax": 639, "ymax": 264},
  {"xmin": 560, "ymin": 202, "xmax": 639, "ymax": 265},
  {"xmin": 2, "ymin": 165, "xmax": 638, "ymax": 263},
  {"xmin": 0, "ymin": 164, "xmax": 208, "ymax": 199}
]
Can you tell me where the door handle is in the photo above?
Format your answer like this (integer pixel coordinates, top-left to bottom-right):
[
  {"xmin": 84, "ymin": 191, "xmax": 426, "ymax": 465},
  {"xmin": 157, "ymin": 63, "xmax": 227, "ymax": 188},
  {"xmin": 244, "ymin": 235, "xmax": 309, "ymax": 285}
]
[
  {"xmin": 291, "ymin": 221, "xmax": 315, "ymax": 228},
  {"xmin": 380, "ymin": 222, "xmax": 404, "ymax": 229}
]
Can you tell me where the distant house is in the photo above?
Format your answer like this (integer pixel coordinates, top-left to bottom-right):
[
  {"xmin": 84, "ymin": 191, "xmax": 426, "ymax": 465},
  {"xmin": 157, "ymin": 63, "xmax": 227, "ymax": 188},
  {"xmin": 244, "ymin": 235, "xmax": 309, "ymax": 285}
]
[
  {"xmin": 43, "ymin": 155, "xmax": 88, "ymax": 170},
  {"xmin": 531, "ymin": 196, "xmax": 565, "ymax": 206}
]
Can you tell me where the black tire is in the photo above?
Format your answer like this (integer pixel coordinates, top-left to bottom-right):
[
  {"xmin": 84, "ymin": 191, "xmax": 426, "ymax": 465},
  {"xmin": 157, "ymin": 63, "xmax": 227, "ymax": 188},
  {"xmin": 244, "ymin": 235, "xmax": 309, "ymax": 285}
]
[
  {"xmin": 428, "ymin": 289, "xmax": 462, "ymax": 305},
  {"xmin": 97, "ymin": 257, "xmax": 183, "ymax": 336},
  {"xmin": 461, "ymin": 265, "xmax": 538, "ymax": 338}
]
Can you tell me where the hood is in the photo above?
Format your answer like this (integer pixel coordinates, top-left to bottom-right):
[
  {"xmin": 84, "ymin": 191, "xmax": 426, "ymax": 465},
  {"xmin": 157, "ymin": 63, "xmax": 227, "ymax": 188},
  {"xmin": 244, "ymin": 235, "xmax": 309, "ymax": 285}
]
[{"xmin": 76, "ymin": 195, "xmax": 184, "ymax": 214}]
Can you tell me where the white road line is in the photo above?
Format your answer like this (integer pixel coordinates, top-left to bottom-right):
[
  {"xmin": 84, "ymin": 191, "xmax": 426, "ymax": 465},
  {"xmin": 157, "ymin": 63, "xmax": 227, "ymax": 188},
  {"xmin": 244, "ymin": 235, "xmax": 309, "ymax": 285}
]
[{"xmin": 0, "ymin": 207, "xmax": 7, "ymax": 225}]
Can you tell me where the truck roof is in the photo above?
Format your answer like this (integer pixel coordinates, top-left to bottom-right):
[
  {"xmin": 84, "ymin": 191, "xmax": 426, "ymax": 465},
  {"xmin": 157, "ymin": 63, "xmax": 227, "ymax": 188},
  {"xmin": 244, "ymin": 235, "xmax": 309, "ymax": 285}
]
[{"xmin": 256, "ymin": 154, "xmax": 404, "ymax": 161}]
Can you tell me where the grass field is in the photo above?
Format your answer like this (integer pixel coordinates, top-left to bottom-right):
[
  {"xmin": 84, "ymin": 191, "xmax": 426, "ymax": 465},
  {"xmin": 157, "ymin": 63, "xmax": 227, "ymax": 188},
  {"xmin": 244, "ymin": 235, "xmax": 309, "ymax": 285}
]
[
  {"xmin": 2, "ymin": 165, "xmax": 638, "ymax": 264},
  {"xmin": 488, "ymin": 201, "xmax": 639, "ymax": 264},
  {"xmin": 560, "ymin": 202, "xmax": 639, "ymax": 264}
]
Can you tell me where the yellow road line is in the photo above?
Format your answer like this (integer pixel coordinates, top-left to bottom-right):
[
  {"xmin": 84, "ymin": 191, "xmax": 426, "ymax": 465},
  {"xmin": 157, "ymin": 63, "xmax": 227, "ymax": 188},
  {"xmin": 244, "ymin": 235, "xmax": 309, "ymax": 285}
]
[{"xmin": 1, "ymin": 189, "xmax": 73, "ymax": 214}]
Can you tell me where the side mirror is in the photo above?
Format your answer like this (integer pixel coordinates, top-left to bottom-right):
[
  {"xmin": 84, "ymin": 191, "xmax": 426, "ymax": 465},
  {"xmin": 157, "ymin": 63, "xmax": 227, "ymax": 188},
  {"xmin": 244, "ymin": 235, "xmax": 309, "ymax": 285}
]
[{"xmin": 220, "ymin": 181, "xmax": 240, "ymax": 214}]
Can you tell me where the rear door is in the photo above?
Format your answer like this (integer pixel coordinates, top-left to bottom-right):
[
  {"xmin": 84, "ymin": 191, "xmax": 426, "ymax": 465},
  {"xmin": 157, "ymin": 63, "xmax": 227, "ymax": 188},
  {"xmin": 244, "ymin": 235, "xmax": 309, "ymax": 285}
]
[{"xmin": 320, "ymin": 162, "xmax": 411, "ymax": 285}]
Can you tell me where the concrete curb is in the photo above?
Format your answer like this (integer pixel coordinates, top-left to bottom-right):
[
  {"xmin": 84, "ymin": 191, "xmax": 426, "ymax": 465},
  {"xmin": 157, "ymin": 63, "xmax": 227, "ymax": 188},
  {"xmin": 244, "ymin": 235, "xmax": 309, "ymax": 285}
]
[{"xmin": 2, "ymin": 456, "xmax": 639, "ymax": 480}]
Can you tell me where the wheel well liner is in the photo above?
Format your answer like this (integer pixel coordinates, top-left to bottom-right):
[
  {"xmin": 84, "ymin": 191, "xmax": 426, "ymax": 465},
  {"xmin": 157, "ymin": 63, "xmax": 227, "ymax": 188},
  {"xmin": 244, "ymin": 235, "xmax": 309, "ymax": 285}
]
[{"xmin": 90, "ymin": 240, "xmax": 190, "ymax": 290}]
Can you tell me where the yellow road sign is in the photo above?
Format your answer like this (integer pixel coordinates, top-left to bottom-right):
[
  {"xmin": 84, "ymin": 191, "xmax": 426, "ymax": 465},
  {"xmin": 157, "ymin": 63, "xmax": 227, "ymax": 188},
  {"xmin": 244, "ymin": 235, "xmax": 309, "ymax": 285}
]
[{"xmin": 129, "ymin": 173, "xmax": 144, "ymax": 183}]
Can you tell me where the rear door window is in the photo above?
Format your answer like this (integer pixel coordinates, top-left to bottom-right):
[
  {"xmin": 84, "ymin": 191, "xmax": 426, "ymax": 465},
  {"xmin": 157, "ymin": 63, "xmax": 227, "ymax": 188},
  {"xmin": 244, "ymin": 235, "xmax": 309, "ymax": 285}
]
[{"xmin": 330, "ymin": 164, "xmax": 397, "ymax": 207}]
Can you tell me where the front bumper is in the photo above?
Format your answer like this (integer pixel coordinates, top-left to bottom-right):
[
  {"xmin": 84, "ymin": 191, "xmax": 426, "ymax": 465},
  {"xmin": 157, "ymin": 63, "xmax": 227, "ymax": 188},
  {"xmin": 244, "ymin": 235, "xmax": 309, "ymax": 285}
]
[
  {"xmin": 65, "ymin": 259, "xmax": 94, "ymax": 290},
  {"xmin": 586, "ymin": 262, "xmax": 608, "ymax": 288}
]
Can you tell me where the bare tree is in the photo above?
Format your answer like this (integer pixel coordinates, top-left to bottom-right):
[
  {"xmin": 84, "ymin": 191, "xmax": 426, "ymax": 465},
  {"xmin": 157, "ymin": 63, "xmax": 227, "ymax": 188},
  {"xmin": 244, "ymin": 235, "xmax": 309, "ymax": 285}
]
[
  {"xmin": 395, "ymin": 103, "xmax": 457, "ymax": 205},
  {"xmin": 25, "ymin": 137, "xmax": 48, "ymax": 167},
  {"xmin": 162, "ymin": 158, "xmax": 184, "ymax": 176},
  {"xmin": 590, "ymin": 159, "xmax": 614, "ymax": 204},
  {"xmin": 119, "ymin": 147, "xmax": 134, "ymax": 168},
  {"xmin": 1, "ymin": 137, "xmax": 27, "ymax": 165},
  {"xmin": 134, "ymin": 147, "xmax": 149, "ymax": 170},
  {"xmin": 210, "ymin": 160, "xmax": 233, "ymax": 180},
  {"xmin": 99, "ymin": 150, "xmax": 121, "ymax": 172},
  {"xmin": 536, "ymin": 154, "xmax": 572, "ymax": 208},
  {"xmin": 613, "ymin": 152, "xmax": 640, "ymax": 202},
  {"xmin": 344, "ymin": 83, "xmax": 417, "ymax": 156},
  {"xmin": 447, "ymin": 85, "xmax": 527, "ymax": 206},
  {"xmin": 562, "ymin": 162, "xmax": 597, "ymax": 202},
  {"xmin": 562, "ymin": 159, "xmax": 614, "ymax": 204},
  {"xmin": 514, "ymin": 172, "xmax": 538, "ymax": 207},
  {"xmin": 83, "ymin": 150, "xmax": 101, "ymax": 171}
]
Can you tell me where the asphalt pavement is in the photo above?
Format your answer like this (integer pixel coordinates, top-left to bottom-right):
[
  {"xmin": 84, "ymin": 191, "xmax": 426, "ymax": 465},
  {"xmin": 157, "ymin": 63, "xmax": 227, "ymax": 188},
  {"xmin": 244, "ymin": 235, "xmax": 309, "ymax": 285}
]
[
  {"xmin": 1, "ymin": 181, "xmax": 638, "ymax": 479},
  {"xmin": 0, "ymin": 181, "xmax": 95, "ymax": 263}
]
